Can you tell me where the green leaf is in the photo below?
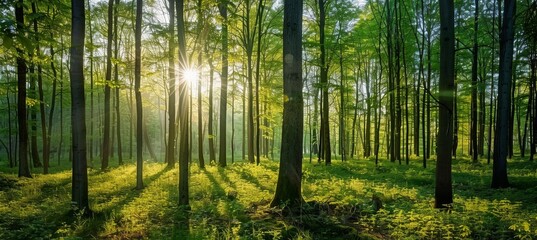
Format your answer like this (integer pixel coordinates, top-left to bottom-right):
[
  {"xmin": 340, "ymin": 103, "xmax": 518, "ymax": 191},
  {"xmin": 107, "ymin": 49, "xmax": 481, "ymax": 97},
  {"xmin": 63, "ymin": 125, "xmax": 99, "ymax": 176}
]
[
  {"xmin": 17, "ymin": 35, "xmax": 34, "ymax": 52},
  {"xmin": 1, "ymin": 35, "xmax": 12, "ymax": 49}
]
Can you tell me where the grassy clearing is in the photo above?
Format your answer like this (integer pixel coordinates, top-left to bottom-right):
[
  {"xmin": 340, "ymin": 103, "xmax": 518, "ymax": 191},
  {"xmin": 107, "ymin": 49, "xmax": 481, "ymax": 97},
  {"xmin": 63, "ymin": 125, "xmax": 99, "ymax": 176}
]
[{"xmin": 1, "ymin": 157, "xmax": 537, "ymax": 239}]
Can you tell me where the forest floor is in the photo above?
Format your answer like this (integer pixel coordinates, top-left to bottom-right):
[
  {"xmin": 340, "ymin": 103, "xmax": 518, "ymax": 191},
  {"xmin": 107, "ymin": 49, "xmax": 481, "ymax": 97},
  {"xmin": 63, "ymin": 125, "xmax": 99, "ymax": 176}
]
[{"xmin": 1, "ymin": 156, "xmax": 537, "ymax": 239}]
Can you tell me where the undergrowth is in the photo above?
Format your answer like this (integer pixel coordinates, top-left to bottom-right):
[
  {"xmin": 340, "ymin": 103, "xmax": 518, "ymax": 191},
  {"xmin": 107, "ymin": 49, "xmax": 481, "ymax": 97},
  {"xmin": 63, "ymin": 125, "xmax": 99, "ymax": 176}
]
[{"xmin": 1, "ymin": 157, "xmax": 537, "ymax": 239}]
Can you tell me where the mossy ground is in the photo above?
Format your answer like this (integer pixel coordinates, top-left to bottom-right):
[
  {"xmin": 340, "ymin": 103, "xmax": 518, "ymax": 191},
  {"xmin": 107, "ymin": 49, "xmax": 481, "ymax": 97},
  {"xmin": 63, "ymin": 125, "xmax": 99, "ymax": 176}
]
[{"xmin": 1, "ymin": 156, "xmax": 537, "ymax": 239}]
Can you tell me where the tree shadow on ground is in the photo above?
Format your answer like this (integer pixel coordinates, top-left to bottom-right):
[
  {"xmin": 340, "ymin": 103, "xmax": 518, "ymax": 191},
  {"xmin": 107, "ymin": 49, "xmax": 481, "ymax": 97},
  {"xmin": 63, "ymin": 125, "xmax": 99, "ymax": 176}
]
[{"xmin": 69, "ymin": 165, "xmax": 172, "ymax": 238}]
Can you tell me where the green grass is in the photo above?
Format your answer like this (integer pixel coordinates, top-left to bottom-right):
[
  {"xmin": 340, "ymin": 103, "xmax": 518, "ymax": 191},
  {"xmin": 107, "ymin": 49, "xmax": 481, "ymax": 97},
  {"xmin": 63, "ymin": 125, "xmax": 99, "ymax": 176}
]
[{"xmin": 1, "ymin": 157, "xmax": 537, "ymax": 239}]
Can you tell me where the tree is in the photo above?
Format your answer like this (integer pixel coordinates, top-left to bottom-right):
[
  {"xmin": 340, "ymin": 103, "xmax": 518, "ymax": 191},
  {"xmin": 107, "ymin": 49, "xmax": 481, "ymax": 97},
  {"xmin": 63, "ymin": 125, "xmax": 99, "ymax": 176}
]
[
  {"xmin": 166, "ymin": 0, "xmax": 176, "ymax": 168},
  {"xmin": 196, "ymin": 0, "xmax": 205, "ymax": 169},
  {"xmin": 16, "ymin": 0, "xmax": 31, "ymax": 178},
  {"xmin": 113, "ymin": 0, "xmax": 123, "ymax": 165},
  {"xmin": 271, "ymin": 0, "xmax": 303, "ymax": 207},
  {"xmin": 470, "ymin": 0, "xmax": 479, "ymax": 163},
  {"xmin": 102, "ymin": 0, "xmax": 114, "ymax": 171},
  {"xmin": 434, "ymin": 0, "xmax": 454, "ymax": 209},
  {"xmin": 492, "ymin": 0, "xmax": 515, "ymax": 189},
  {"xmin": 177, "ymin": 0, "xmax": 190, "ymax": 207},
  {"xmin": 318, "ymin": 0, "xmax": 331, "ymax": 165},
  {"xmin": 31, "ymin": 2, "xmax": 50, "ymax": 173},
  {"xmin": 207, "ymin": 44, "xmax": 216, "ymax": 164},
  {"xmin": 218, "ymin": 1, "xmax": 228, "ymax": 168},
  {"xmin": 70, "ymin": 0, "xmax": 90, "ymax": 212},
  {"xmin": 135, "ymin": 0, "xmax": 144, "ymax": 190},
  {"xmin": 255, "ymin": 0, "xmax": 265, "ymax": 165}
]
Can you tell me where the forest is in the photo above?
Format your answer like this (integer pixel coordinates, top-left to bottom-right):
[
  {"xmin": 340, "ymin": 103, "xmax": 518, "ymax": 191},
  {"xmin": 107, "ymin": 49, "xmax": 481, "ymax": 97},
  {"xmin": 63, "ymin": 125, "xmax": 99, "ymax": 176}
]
[{"xmin": 1, "ymin": 0, "xmax": 537, "ymax": 238}]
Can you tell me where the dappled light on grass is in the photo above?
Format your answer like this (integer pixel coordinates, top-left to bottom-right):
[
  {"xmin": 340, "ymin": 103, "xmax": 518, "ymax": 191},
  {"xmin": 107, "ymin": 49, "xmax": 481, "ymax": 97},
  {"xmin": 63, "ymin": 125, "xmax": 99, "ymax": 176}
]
[{"xmin": 2, "ymin": 158, "xmax": 537, "ymax": 238}]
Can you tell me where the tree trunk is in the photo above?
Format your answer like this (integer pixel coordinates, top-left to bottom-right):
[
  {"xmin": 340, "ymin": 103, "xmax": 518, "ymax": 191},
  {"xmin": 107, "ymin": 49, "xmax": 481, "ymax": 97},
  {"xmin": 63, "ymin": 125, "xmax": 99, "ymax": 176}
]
[
  {"xmin": 102, "ymin": 0, "xmax": 114, "ymax": 171},
  {"xmin": 492, "ymin": 0, "xmax": 515, "ymax": 189},
  {"xmin": 16, "ymin": 0, "xmax": 31, "ymax": 178},
  {"xmin": 166, "ymin": 0, "xmax": 176, "ymax": 168},
  {"xmin": 196, "ymin": 0, "xmax": 205, "ymax": 169},
  {"xmin": 6, "ymin": 78, "xmax": 14, "ymax": 167},
  {"xmin": 29, "ymin": 66, "xmax": 41, "ymax": 168},
  {"xmin": 177, "ymin": 0, "xmax": 190, "ymax": 207},
  {"xmin": 271, "ymin": 0, "xmax": 303, "ymax": 207},
  {"xmin": 134, "ymin": 0, "xmax": 144, "ymax": 190},
  {"xmin": 87, "ymin": 0, "xmax": 94, "ymax": 164},
  {"xmin": 255, "ymin": 0, "xmax": 264, "ymax": 165},
  {"xmin": 207, "ymin": 50, "xmax": 216, "ymax": 163},
  {"xmin": 338, "ymin": 39, "xmax": 346, "ymax": 161},
  {"xmin": 218, "ymin": 1, "xmax": 228, "ymax": 167},
  {"xmin": 70, "ymin": 0, "xmax": 90, "ymax": 212},
  {"xmin": 244, "ymin": 0, "xmax": 255, "ymax": 165},
  {"xmin": 365, "ymin": 60, "xmax": 371, "ymax": 158},
  {"xmin": 470, "ymin": 0, "xmax": 479, "ymax": 163},
  {"xmin": 31, "ymin": 3, "xmax": 49, "ymax": 173},
  {"xmin": 435, "ymin": 0, "xmax": 454, "ymax": 209},
  {"xmin": 318, "ymin": 0, "xmax": 331, "ymax": 165},
  {"xmin": 114, "ymin": 0, "xmax": 123, "ymax": 165}
]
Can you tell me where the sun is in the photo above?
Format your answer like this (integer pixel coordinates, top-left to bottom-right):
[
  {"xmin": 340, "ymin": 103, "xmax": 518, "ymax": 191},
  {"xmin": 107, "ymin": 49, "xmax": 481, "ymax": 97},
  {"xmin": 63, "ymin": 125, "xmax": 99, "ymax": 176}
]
[{"xmin": 182, "ymin": 68, "xmax": 199, "ymax": 84}]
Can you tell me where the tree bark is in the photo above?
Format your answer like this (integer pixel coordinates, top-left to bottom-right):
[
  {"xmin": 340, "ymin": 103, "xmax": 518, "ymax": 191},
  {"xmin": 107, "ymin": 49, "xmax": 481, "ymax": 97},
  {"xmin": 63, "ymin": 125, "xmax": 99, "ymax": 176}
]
[
  {"xmin": 492, "ymin": 0, "xmax": 515, "ymax": 189},
  {"xmin": 435, "ymin": 0, "xmax": 454, "ymax": 209},
  {"xmin": 318, "ymin": 0, "xmax": 331, "ymax": 165},
  {"xmin": 102, "ymin": 0, "xmax": 114, "ymax": 171},
  {"xmin": 135, "ymin": 0, "xmax": 144, "ymax": 190},
  {"xmin": 31, "ymin": 3, "xmax": 49, "ymax": 173},
  {"xmin": 218, "ymin": 1, "xmax": 228, "ymax": 167},
  {"xmin": 271, "ymin": 0, "xmax": 303, "ymax": 207},
  {"xmin": 70, "ymin": 0, "xmax": 90, "ymax": 212},
  {"xmin": 16, "ymin": 0, "xmax": 31, "ymax": 178},
  {"xmin": 114, "ymin": 0, "xmax": 123, "ymax": 165},
  {"xmin": 470, "ymin": 0, "xmax": 479, "ymax": 163},
  {"xmin": 166, "ymin": 0, "xmax": 176, "ymax": 168},
  {"xmin": 196, "ymin": 0, "xmax": 205, "ymax": 169},
  {"xmin": 177, "ymin": 0, "xmax": 190, "ymax": 207},
  {"xmin": 207, "ymin": 50, "xmax": 216, "ymax": 163}
]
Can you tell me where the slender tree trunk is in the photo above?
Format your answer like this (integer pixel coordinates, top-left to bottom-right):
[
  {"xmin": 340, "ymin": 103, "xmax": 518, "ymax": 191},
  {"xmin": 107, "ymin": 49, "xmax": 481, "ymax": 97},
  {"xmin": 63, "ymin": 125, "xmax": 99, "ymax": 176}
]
[
  {"xmin": 231, "ymin": 77, "xmax": 235, "ymax": 163},
  {"xmin": 16, "ymin": 0, "xmax": 31, "ymax": 178},
  {"xmin": 395, "ymin": 0, "xmax": 402, "ymax": 163},
  {"xmin": 31, "ymin": 3, "xmax": 49, "ymax": 173},
  {"xmin": 48, "ymin": 40, "xmax": 58, "ymax": 168},
  {"xmin": 247, "ymin": 30, "xmax": 255, "ymax": 164},
  {"xmin": 218, "ymin": 1, "xmax": 228, "ymax": 167},
  {"xmin": 492, "ymin": 0, "xmax": 515, "ymax": 189},
  {"xmin": 134, "ymin": 0, "xmax": 144, "ymax": 190},
  {"xmin": 166, "ymin": 0, "xmax": 176, "ymax": 168},
  {"xmin": 435, "ymin": 0, "xmax": 454, "ymax": 209},
  {"xmin": 254, "ymin": 0, "xmax": 264, "ymax": 165},
  {"xmin": 470, "ymin": 0, "xmax": 479, "ymax": 163},
  {"xmin": 365, "ymin": 61, "xmax": 371, "ymax": 158},
  {"xmin": 196, "ymin": 0, "xmax": 205, "ymax": 169},
  {"xmin": 312, "ymin": 87, "xmax": 319, "ymax": 156},
  {"xmin": 7, "ymin": 78, "xmax": 14, "ymax": 167},
  {"xmin": 87, "ymin": 0, "xmax": 95, "ymax": 164},
  {"xmin": 318, "ymin": 0, "xmax": 331, "ymax": 165},
  {"xmin": 478, "ymin": 50, "xmax": 486, "ymax": 156},
  {"xmin": 29, "ymin": 66, "xmax": 41, "ymax": 168},
  {"xmin": 530, "ymin": 45, "xmax": 536, "ymax": 161},
  {"xmin": 488, "ymin": 0, "xmax": 498, "ymax": 164},
  {"xmin": 114, "ymin": 0, "xmax": 123, "ymax": 165},
  {"xmin": 177, "ymin": 0, "xmax": 190, "ymax": 207},
  {"xmin": 70, "ymin": 0, "xmax": 90, "ymax": 212},
  {"xmin": 338, "ymin": 40, "xmax": 346, "ymax": 161},
  {"xmin": 207, "ymin": 51, "xmax": 216, "ymax": 163},
  {"xmin": 57, "ymin": 36, "xmax": 65, "ymax": 165},
  {"xmin": 102, "ymin": 0, "xmax": 114, "ymax": 171}
]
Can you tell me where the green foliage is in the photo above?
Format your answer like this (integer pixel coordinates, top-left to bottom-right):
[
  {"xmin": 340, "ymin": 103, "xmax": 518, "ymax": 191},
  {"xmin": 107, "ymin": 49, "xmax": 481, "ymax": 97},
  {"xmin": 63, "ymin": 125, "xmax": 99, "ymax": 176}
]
[{"xmin": 2, "ymin": 158, "xmax": 537, "ymax": 239}]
